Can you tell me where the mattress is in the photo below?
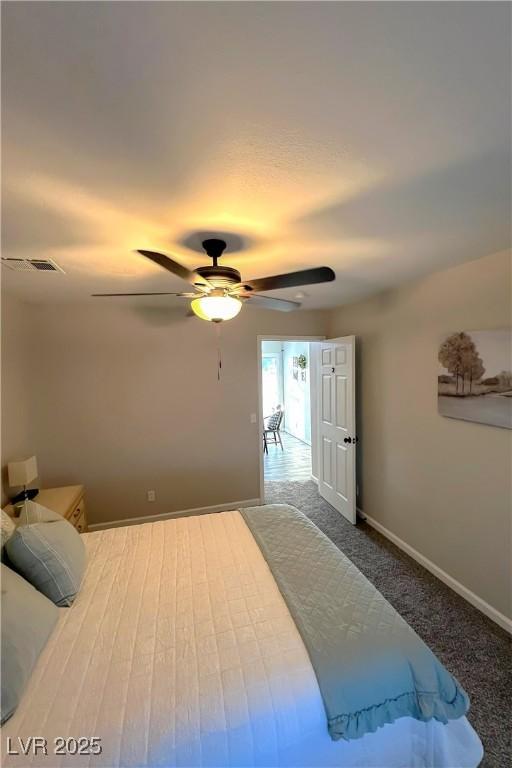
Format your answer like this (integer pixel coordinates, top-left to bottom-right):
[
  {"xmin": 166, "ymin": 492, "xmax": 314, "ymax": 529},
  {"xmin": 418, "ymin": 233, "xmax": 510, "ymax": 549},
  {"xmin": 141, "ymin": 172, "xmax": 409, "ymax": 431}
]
[{"xmin": 1, "ymin": 511, "xmax": 483, "ymax": 768}]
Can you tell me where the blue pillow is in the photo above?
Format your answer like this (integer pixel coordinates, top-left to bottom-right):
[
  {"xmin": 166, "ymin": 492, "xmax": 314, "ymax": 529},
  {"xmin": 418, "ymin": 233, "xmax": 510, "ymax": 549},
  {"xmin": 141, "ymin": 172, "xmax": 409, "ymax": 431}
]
[
  {"xmin": 6, "ymin": 518, "xmax": 86, "ymax": 607},
  {"xmin": 1, "ymin": 564, "xmax": 59, "ymax": 723}
]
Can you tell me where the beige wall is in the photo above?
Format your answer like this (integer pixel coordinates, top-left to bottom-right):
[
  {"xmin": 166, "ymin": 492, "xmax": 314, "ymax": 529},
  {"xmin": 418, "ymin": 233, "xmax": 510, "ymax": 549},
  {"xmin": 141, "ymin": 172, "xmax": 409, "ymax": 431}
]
[
  {"xmin": 2, "ymin": 251, "xmax": 510, "ymax": 622},
  {"xmin": 1, "ymin": 293, "xmax": 37, "ymax": 503},
  {"xmin": 23, "ymin": 302, "xmax": 326, "ymax": 525},
  {"xmin": 328, "ymin": 250, "xmax": 512, "ymax": 619}
]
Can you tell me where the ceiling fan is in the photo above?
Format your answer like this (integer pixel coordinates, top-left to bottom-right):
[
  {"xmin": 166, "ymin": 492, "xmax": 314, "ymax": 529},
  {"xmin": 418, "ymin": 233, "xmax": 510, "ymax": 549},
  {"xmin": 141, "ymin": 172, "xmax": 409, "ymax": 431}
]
[{"xmin": 93, "ymin": 238, "xmax": 335, "ymax": 322}]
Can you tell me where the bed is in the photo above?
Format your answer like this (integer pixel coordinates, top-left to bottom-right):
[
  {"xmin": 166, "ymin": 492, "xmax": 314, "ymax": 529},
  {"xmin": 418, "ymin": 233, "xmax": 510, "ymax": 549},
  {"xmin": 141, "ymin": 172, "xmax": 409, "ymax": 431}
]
[{"xmin": 1, "ymin": 509, "xmax": 483, "ymax": 767}]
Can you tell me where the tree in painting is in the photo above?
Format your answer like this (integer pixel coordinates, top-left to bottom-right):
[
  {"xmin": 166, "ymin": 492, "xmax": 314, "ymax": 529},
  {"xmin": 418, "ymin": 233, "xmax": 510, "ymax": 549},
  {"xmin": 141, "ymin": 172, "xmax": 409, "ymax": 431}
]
[
  {"xmin": 438, "ymin": 332, "xmax": 485, "ymax": 395},
  {"xmin": 497, "ymin": 371, "xmax": 512, "ymax": 391}
]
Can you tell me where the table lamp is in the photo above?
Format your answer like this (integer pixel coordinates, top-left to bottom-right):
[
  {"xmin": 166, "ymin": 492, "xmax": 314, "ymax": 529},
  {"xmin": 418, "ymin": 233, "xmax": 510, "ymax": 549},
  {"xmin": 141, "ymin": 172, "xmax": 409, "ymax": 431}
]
[{"xmin": 8, "ymin": 456, "xmax": 39, "ymax": 504}]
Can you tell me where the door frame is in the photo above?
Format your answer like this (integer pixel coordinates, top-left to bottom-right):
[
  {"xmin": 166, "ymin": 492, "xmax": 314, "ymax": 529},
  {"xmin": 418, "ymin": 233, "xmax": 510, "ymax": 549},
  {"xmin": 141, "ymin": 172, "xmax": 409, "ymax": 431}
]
[{"xmin": 257, "ymin": 335, "xmax": 325, "ymax": 503}]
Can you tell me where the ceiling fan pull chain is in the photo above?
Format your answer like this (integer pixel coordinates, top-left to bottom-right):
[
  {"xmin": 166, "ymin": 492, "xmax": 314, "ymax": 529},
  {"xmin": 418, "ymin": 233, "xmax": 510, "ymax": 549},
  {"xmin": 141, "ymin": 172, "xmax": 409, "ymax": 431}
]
[{"xmin": 215, "ymin": 323, "xmax": 222, "ymax": 382}]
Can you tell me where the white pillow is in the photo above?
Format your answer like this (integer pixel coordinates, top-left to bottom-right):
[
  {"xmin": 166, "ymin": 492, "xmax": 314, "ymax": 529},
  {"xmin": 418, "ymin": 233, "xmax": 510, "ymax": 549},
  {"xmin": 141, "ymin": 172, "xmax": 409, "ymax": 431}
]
[
  {"xmin": 17, "ymin": 501, "xmax": 63, "ymax": 526},
  {"xmin": 1, "ymin": 510, "xmax": 16, "ymax": 551}
]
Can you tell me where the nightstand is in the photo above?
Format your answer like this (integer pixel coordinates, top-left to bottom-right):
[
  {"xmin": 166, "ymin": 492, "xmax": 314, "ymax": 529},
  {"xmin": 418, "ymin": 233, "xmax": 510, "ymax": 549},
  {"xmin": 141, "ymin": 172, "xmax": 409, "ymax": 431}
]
[{"xmin": 5, "ymin": 485, "xmax": 88, "ymax": 533}]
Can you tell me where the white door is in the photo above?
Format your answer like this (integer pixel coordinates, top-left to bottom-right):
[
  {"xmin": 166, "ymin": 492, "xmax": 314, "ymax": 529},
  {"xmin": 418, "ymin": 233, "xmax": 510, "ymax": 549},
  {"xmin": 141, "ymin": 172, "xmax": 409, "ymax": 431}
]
[{"xmin": 318, "ymin": 336, "xmax": 356, "ymax": 524}]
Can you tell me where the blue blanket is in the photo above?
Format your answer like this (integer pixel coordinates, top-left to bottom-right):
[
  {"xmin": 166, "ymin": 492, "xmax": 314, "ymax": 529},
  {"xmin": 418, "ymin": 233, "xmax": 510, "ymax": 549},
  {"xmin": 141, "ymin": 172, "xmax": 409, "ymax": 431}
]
[{"xmin": 241, "ymin": 504, "xmax": 469, "ymax": 741}]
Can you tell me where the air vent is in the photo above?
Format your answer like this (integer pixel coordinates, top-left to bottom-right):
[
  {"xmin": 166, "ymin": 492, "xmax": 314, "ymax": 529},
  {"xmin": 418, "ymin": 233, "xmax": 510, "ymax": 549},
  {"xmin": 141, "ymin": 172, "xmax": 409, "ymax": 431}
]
[{"xmin": 2, "ymin": 257, "xmax": 65, "ymax": 273}]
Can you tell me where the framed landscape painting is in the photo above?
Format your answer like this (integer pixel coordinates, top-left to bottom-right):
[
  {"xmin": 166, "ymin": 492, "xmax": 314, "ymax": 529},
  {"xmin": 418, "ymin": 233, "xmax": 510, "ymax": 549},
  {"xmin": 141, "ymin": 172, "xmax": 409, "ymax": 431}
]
[{"xmin": 438, "ymin": 329, "xmax": 512, "ymax": 429}]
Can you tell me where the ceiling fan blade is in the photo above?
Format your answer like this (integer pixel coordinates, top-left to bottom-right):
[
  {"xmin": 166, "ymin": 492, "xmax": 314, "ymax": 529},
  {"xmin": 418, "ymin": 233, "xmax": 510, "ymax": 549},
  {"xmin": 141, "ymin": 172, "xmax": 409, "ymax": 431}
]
[
  {"xmin": 239, "ymin": 266, "xmax": 335, "ymax": 293},
  {"xmin": 91, "ymin": 292, "xmax": 195, "ymax": 297},
  {"xmin": 137, "ymin": 250, "xmax": 213, "ymax": 290},
  {"xmin": 242, "ymin": 294, "xmax": 301, "ymax": 312}
]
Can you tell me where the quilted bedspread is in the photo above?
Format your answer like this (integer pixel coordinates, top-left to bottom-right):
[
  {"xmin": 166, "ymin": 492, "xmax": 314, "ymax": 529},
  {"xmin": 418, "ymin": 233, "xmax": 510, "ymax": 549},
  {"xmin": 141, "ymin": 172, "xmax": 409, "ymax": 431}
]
[
  {"xmin": 1, "ymin": 510, "xmax": 483, "ymax": 767},
  {"xmin": 242, "ymin": 504, "xmax": 469, "ymax": 740}
]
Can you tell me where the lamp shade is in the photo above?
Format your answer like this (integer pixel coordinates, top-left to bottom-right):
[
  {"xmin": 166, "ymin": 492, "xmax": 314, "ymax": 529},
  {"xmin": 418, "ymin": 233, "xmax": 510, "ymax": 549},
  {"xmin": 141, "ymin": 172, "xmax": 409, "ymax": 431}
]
[{"xmin": 8, "ymin": 456, "xmax": 38, "ymax": 488}]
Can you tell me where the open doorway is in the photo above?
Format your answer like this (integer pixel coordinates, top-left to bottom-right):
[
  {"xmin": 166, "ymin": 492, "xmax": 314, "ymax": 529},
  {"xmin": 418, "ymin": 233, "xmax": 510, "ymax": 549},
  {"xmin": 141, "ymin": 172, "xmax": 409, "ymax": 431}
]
[
  {"xmin": 258, "ymin": 335, "xmax": 357, "ymax": 524},
  {"xmin": 261, "ymin": 339, "xmax": 313, "ymax": 482}
]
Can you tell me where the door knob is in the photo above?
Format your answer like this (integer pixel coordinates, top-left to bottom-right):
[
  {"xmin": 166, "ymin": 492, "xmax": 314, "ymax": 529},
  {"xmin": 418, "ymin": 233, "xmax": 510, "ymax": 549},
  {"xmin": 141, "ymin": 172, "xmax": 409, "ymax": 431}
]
[{"xmin": 344, "ymin": 437, "xmax": 352, "ymax": 444}]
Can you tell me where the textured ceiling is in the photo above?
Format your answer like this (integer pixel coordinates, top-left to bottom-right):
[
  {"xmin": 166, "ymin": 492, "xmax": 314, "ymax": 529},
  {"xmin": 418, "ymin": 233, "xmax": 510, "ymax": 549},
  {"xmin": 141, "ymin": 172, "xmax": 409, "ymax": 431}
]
[{"xmin": 2, "ymin": 1, "xmax": 510, "ymax": 308}]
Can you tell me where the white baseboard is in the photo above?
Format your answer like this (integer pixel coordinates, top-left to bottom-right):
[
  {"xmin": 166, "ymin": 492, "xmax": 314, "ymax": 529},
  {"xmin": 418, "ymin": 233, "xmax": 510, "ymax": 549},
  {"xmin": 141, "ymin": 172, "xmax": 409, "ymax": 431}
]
[
  {"xmin": 310, "ymin": 474, "xmax": 319, "ymax": 485},
  {"xmin": 360, "ymin": 509, "xmax": 512, "ymax": 634},
  {"xmin": 89, "ymin": 498, "xmax": 261, "ymax": 532}
]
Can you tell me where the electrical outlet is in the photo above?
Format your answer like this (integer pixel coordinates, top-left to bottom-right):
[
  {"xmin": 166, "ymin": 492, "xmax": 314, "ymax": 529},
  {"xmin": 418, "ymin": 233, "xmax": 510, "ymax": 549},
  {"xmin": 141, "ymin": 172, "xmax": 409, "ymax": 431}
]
[
  {"xmin": 147, "ymin": 490, "xmax": 156, "ymax": 502},
  {"xmin": 250, "ymin": 413, "xmax": 257, "ymax": 423}
]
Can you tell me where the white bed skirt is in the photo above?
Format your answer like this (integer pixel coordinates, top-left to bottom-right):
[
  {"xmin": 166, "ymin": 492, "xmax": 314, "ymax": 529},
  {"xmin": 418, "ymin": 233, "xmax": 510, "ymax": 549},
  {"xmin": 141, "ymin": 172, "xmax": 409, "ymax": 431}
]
[{"xmin": 2, "ymin": 512, "xmax": 483, "ymax": 768}]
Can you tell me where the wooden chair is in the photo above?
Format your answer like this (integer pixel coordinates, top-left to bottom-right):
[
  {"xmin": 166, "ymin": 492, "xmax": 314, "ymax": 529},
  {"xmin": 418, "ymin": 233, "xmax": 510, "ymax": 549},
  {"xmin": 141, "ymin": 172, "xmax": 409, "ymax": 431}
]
[{"xmin": 263, "ymin": 408, "xmax": 284, "ymax": 453}]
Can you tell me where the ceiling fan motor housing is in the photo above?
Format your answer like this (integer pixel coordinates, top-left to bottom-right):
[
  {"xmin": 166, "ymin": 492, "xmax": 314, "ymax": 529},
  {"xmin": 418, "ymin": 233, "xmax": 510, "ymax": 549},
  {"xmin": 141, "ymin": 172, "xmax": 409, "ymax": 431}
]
[
  {"xmin": 195, "ymin": 240, "xmax": 242, "ymax": 289},
  {"xmin": 195, "ymin": 264, "xmax": 241, "ymax": 289}
]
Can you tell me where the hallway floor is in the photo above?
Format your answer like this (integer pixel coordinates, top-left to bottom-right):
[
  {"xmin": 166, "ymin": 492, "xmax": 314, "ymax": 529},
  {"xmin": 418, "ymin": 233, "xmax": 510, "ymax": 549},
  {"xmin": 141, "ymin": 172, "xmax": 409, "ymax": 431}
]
[{"xmin": 263, "ymin": 431, "xmax": 312, "ymax": 482}]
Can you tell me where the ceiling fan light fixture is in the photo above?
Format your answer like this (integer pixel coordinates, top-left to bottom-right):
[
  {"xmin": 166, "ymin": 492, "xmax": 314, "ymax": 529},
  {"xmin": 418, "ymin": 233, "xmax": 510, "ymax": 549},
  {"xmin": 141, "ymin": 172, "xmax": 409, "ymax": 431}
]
[{"xmin": 191, "ymin": 295, "xmax": 242, "ymax": 323}]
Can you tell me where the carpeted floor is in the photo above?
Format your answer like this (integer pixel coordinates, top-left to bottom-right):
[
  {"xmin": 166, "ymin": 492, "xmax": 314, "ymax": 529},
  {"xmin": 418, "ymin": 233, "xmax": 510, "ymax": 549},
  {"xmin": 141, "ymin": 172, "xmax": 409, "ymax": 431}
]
[{"xmin": 265, "ymin": 480, "xmax": 511, "ymax": 768}]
